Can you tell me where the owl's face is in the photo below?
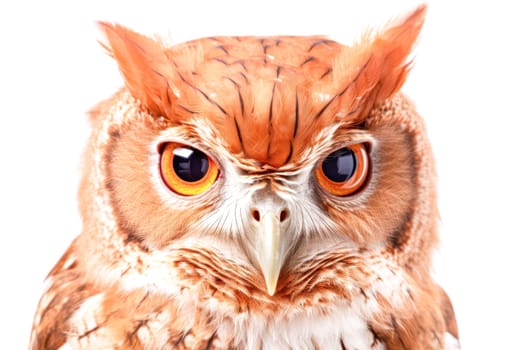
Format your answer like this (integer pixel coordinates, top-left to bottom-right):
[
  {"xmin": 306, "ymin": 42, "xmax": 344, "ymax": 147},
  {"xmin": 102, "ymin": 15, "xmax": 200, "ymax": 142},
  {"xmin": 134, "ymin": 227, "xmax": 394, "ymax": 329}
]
[
  {"xmin": 31, "ymin": 6, "xmax": 460, "ymax": 348},
  {"xmin": 82, "ymin": 6, "xmax": 435, "ymax": 298}
]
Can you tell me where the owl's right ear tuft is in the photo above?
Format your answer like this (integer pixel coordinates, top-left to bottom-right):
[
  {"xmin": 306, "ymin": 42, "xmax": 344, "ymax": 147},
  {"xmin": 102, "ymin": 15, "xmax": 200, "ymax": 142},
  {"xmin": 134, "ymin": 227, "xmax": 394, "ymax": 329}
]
[{"xmin": 98, "ymin": 22, "xmax": 178, "ymax": 116}]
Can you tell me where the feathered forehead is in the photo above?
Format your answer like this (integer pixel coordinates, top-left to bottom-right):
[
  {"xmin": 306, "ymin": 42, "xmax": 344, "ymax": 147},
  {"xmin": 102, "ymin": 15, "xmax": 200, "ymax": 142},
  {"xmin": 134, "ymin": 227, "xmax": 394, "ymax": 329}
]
[{"xmin": 99, "ymin": 5, "xmax": 426, "ymax": 167}]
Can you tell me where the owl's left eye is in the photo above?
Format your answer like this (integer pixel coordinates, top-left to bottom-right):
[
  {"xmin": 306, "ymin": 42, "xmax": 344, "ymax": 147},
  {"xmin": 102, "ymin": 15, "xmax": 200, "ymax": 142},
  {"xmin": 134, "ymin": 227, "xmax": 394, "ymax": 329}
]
[
  {"xmin": 315, "ymin": 143, "xmax": 369, "ymax": 196},
  {"xmin": 159, "ymin": 143, "xmax": 219, "ymax": 196}
]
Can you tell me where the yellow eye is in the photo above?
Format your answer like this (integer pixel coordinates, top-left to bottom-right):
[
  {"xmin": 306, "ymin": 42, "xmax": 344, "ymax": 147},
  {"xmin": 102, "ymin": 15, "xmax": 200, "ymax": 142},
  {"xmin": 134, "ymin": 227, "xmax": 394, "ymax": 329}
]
[
  {"xmin": 159, "ymin": 143, "xmax": 219, "ymax": 196},
  {"xmin": 315, "ymin": 143, "xmax": 369, "ymax": 196}
]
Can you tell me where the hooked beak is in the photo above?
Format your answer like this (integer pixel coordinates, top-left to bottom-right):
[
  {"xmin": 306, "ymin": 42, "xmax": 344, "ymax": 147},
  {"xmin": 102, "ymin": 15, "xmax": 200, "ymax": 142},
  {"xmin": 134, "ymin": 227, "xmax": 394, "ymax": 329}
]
[{"xmin": 253, "ymin": 206, "xmax": 288, "ymax": 296}]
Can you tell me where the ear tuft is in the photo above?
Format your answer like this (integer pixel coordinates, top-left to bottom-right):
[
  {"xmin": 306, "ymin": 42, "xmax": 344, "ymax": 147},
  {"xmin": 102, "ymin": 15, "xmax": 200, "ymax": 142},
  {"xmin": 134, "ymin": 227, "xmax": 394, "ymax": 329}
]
[
  {"xmin": 370, "ymin": 3, "xmax": 427, "ymax": 100},
  {"xmin": 317, "ymin": 4, "xmax": 427, "ymax": 125},
  {"xmin": 98, "ymin": 22, "xmax": 177, "ymax": 116}
]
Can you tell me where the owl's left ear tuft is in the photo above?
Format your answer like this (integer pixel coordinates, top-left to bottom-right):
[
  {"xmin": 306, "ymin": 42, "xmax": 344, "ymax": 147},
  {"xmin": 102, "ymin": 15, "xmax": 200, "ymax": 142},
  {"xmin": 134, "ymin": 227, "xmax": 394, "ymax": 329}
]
[
  {"xmin": 98, "ymin": 22, "xmax": 178, "ymax": 116},
  {"xmin": 367, "ymin": 3, "xmax": 427, "ymax": 101},
  {"xmin": 330, "ymin": 4, "xmax": 427, "ymax": 123}
]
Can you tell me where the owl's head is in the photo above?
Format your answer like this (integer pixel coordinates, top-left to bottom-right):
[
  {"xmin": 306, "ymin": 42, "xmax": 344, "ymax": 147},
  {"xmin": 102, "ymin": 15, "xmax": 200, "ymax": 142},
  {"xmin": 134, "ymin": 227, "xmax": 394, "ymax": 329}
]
[{"xmin": 79, "ymin": 5, "xmax": 436, "ymax": 297}]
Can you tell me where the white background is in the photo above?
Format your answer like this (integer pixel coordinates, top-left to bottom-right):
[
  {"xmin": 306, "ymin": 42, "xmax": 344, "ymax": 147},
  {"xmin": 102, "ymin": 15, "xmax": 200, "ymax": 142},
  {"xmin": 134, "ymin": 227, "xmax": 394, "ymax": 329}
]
[{"xmin": 1, "ymin": 0, "xmax": 524, "ymax": 348}]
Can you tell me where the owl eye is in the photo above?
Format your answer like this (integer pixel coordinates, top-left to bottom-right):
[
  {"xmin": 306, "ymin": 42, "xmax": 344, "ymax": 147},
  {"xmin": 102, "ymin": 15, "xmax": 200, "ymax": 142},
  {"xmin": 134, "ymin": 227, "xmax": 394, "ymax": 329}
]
[
  {"xmin": 159, "ymin": 143, "xmax": 219, "ymax": 196},
  {"xmin": 315, "ymin": 143, "xmax": 369, "ymax": 196}
]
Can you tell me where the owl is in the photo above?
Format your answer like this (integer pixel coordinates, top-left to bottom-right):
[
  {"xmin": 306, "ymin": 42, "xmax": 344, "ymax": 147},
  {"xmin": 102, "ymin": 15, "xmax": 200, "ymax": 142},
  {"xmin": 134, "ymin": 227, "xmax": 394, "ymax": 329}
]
[{"xmin": 30, "ymin": 4, "xmax": 459, "ymax": 350}]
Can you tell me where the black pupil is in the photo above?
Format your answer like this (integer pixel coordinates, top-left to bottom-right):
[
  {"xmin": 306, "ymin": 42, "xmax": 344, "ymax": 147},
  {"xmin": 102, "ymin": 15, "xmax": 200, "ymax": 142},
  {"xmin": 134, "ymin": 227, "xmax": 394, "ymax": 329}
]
[
  {"xmin": 322, "ymin": 148, "xmax": 356, "ymax": 182},
  {"xmin": 172, "ymin": 147, "xmax": 209, "ymax": 182}
]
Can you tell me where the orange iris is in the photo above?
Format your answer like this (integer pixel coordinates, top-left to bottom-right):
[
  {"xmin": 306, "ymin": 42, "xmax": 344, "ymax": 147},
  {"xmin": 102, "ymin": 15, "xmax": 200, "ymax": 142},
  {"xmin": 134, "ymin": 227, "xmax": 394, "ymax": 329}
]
[
  {"xmin": 159, "ymin": 143, "xmax": 219, "ymax": 196},
  {"xmin": 315, "ymin": 143, "xmax": 369, "ymax": 196}
]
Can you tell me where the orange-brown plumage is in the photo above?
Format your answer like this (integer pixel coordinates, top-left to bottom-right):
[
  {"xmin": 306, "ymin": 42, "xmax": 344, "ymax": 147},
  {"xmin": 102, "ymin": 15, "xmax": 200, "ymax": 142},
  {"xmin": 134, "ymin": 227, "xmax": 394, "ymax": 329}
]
[
  {"xmin": 98, "ymin": 5, "xmax": 425, "ymax": 168},
  {"xmin": 31, "ymin": 5, "xmax": 459, "ymax": 349}
]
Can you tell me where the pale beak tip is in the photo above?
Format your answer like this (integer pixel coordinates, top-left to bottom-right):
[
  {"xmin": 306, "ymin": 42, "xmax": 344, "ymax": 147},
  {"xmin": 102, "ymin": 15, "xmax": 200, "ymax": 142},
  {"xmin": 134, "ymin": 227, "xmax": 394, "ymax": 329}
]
[{"xmin": 266, "ymin": 279, "xmax": 278, "ymax": 296}]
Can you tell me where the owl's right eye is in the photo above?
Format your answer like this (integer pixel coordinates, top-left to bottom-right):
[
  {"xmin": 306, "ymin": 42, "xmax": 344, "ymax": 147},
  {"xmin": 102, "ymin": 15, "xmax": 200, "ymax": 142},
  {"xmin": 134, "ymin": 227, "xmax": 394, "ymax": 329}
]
[{"xmin": 159, "ymin": 143, "xmax": 219, "ymax": 196}]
